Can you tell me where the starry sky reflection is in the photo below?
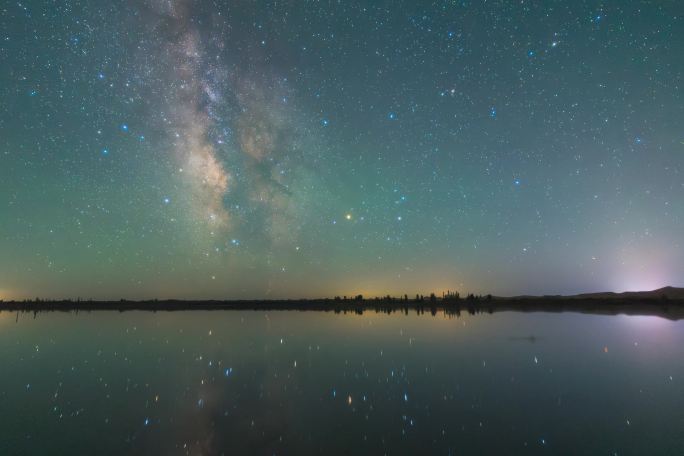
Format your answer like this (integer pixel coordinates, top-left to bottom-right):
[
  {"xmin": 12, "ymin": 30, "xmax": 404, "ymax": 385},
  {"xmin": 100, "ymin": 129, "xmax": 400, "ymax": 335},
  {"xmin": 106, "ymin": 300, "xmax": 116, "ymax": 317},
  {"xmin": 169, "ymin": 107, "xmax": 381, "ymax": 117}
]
[{"xmin": 1, "ymin": 310, "xmax": 684, "ymax": 454}]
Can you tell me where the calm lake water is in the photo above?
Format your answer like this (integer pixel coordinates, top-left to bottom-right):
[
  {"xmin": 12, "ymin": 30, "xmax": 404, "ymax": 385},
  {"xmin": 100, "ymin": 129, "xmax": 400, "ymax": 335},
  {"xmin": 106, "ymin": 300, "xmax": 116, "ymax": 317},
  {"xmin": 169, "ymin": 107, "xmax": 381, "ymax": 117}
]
[{"xmin": 1, "ymin": 309, "xmax": 683, "ymax": 455}]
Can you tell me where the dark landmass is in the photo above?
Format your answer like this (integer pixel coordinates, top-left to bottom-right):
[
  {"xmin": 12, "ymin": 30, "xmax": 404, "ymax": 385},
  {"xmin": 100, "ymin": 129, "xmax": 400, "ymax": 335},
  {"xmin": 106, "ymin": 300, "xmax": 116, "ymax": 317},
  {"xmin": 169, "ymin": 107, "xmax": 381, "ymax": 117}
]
[
  {"xmin": 1, "ymin": 287, "xmax": 683, "ymax": 320},
  {"xmin": 505, "ymin": 286, "xmax": 684, "ymax": 301}
]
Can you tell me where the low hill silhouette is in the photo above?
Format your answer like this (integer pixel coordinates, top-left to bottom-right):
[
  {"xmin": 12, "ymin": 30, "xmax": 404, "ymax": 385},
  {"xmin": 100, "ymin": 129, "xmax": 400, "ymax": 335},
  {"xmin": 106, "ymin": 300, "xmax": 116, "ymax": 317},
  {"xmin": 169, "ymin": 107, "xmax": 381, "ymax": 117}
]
[
  {"xmin": 502, "ymin": 286, "xmax": 684, "ymax": 300},
  {"xmin": 573, "ymin": 286, "xmax": 684, "ymax": 300}
]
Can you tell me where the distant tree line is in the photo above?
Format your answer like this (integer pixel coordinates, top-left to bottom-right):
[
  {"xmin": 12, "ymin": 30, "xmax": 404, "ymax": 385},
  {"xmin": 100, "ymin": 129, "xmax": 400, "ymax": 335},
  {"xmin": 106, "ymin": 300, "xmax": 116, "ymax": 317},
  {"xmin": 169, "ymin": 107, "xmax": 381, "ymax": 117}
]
[{"xmin": 332, "ymin": 291, "xmax": 492, "ymax": 303}]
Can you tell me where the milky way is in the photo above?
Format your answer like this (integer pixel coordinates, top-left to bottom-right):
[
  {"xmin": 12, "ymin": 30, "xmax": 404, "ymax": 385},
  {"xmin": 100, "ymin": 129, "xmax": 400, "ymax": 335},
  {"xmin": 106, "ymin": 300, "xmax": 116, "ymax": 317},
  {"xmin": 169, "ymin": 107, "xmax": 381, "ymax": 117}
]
[
  {"xmin": 1, "ymin": 0, "xmax": 683, "ymax": 299},
  {"xmin": 142, "ymin": 0, "xmax": 322, "ymax": 251}
]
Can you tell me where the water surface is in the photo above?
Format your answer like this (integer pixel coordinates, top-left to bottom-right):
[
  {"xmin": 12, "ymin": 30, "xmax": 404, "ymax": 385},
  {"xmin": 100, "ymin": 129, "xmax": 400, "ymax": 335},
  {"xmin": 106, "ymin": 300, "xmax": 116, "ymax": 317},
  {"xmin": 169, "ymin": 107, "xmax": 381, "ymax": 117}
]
[{"xmin": 1, "ymin": 310, "xmax": 682, "ymax": 455}]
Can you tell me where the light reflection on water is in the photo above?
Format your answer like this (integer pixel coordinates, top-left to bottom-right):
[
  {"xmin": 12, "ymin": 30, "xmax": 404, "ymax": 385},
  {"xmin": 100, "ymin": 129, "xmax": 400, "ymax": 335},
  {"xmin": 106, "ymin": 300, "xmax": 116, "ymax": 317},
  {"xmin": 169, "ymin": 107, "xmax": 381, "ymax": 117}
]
[{"xmin": 0, "ymin": 310, "xmax": 683, "ymax": 455}]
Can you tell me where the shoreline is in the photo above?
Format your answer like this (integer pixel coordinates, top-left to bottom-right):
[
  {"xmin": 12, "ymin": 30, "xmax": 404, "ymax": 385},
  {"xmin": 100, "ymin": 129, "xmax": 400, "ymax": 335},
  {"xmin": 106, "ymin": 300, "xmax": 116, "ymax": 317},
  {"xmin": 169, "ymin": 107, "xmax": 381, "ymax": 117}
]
[{"xmin": 1, "ymin": 297, "xmax": 683, "ymax": 320}]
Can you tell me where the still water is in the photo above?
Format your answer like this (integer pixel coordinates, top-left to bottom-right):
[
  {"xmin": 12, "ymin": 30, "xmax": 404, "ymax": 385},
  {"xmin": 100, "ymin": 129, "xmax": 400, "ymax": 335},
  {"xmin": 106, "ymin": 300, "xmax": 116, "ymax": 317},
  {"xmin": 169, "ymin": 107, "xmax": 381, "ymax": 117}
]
[{"xmin": 1, "ymin": 309, "xmax": 683, "ymax": 455}]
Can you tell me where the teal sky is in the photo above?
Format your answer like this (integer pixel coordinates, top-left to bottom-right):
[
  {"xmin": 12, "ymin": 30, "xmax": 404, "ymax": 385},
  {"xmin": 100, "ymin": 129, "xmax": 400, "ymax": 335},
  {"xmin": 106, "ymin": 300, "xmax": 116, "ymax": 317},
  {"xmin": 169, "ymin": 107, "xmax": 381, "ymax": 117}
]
[{"xmin": 1, "ymin": 0, "xmax": 683, "ymax": 300}]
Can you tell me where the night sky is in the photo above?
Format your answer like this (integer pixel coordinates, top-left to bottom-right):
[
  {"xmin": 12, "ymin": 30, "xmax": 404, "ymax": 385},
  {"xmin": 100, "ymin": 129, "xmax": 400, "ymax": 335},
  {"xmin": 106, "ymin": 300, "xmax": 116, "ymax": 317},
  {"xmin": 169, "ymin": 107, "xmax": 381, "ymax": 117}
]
[{"xmin": 1, "ymin": 1, "xmax": 682, "ymax": 300}]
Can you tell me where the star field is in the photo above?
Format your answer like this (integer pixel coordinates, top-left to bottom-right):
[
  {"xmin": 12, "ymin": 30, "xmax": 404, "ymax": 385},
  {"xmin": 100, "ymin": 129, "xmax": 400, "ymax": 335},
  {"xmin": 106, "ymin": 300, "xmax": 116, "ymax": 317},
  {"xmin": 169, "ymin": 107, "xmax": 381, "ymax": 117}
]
[{"xmin": 1, "ymin": 0, "xmax": 683, "ymax": 299}]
